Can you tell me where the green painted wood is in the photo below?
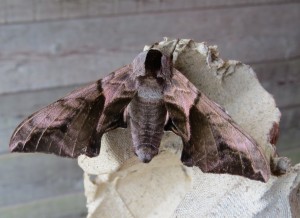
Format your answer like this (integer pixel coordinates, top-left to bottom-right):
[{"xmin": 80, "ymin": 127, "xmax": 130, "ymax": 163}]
[
  {"xmin": 0, "ymin": 4, "xmax": 299, "ymax": 94},
  {"xmin": 277, "ymin": 128, "xmax": 300, "ymax": 159},
  {"xmin": 254, "ymin": 58, "xmax": 300, "ymax": 108},
  {"xmin": 0, "ymin": 192, "xmax": 87, "ymax": 218},
  {"xmin": 0, "ymin": 0, "xmax": 296, "ymax": 24},
  {"xmin": 0, "ymin": 153, "xmax": 84, "ymax": 207},
  {"xmin": 280, "ymin": 148, "xmax": 300, "ymax": 165}
]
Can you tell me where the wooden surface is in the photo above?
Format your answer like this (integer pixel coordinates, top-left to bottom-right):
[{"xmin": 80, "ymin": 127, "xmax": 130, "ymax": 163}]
[{"xmin": 0, "ymin": 1, "xmax": 299, "ymax": 217}]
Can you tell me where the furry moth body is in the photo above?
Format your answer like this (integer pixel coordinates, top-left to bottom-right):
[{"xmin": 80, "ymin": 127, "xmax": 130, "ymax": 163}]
[{"xmin": 9, "ymin": 49, "xmax": 271, "ymax": 182}]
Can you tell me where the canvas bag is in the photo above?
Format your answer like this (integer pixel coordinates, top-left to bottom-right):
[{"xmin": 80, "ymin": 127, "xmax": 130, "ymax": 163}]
[{"xmin": 78, "ymin": 38, "xmax": 299, "ymax": 218}]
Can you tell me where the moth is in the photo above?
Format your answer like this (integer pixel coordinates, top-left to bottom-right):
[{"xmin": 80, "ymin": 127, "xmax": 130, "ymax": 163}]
[{"xmin": 9, "ymin": 48, "xmax": 271, "ymax": 182}]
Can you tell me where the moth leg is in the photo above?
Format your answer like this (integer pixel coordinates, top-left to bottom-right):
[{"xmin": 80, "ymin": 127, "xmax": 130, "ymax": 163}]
[
  {"xmin": 84, "ymin": 110, "xmax": 129, "ymax": 158},
  {"xmin": 164, "ymin": 119, "xmax": 193, "ymax": 165},
  {"xmin": 181, "ymin": 140, "xmax": 194, "ymax": 167},
  {"xmin": 122, "ymin": 106, "xmax": 129, "ymax": 129},
  {"xmin": 164, "ymin": 118, "xmax": 173, "ymax": 131},
  {"xmin": 84, "ymin": 130, "xmax": 102, "ymax": 157},
  {"xmin": 164, "ymin": 117, "xmax": 181, "ymax": 133},
  {"xmin": 163, "ymin": 112, "xmax": 171, "ymax": 129}
]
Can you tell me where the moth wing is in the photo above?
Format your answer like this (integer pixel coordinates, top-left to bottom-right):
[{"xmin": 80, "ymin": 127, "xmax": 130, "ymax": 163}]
[
  {"xmin": 164, "ymin": 69, "xmax": 270, "ymax": 182},
  {"xmin": 9, "ymin": 65, "xmax": 136, "ymax": 158}
]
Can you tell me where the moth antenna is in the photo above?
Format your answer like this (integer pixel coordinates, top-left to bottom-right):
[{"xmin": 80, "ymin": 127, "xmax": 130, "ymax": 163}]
[
  {"xmin": 149, "ymin": 42, "xmax": 159, "ymax": 49},
  {"xmin": 169, "ymin": 38, "xmax": 179, "ymax": 59}
]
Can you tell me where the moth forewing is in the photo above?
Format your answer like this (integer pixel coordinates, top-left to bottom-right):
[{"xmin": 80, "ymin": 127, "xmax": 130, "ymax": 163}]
[
  {"xmin": 163, "ymin": 69, "xmax": 271, "ymax": 182},
  {"xmin": 9, "ymin": 65, "xmax": 136, "ymax": 158},
  {"xmin": 9, "ymin": 49, "xmax": 271, "ymax": 182}
]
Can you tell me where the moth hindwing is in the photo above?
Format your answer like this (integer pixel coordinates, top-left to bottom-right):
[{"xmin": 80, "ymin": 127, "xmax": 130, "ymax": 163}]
[{"xmin": 10, "ymin": 49, "xmax": 271, "ymax": 182}]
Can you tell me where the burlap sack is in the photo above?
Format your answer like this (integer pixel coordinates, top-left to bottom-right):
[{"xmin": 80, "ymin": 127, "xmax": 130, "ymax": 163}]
[{"xmin": 78, "ymin": 38, "xmax": 299, "ymax": 218}]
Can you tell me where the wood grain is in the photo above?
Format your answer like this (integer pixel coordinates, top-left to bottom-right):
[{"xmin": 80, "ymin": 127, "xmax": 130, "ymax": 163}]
[
  {"xmin": 254, "ymin": 58, "xmax": 300, "ymax": 108},
  {"xmin": 0, "ymin": 192, "xmax": 86, "ymax": 218},
  {"xmin": 0, "ymin": 0, "xmax": 297, "ymax": 24},
  {"xmin": 0, "ymin": 153, "xmax": 84, "ymax": 207},
  {"xmin": 0, "ymin": 3, "xmax": 299, "ymax": 94}
]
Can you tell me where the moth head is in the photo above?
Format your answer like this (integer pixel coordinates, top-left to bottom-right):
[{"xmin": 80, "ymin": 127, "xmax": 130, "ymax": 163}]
[{"xmin": 132, "ymin": 49, "xmax": 173, "ymax": 81}]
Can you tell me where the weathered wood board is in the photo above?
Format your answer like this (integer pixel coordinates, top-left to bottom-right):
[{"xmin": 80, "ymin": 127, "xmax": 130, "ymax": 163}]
[
  {"xmin": 0, "ymin": 0, "xmax": 297, "ymax": 24},
  {"xmin": 0, "ymin": 3, "xmax": 299, "ymax": 94}
]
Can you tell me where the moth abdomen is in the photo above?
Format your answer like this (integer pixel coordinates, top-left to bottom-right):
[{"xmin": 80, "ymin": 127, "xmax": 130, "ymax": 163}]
[{"xmin": 128, "ymin": 93, "xmax": 167, "ymax": 163}]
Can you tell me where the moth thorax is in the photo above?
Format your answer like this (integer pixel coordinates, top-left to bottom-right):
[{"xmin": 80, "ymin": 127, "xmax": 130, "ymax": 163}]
[
  {"xmin": 137, "ymin": 77, "xmax": 164, "ymax": 100},
  {"xmin": 145, "ymin": 49, "xmax": 162, "ymax": 73}
]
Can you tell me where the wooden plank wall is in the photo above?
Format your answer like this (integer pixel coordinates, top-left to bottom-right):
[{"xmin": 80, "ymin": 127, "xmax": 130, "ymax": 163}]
[{"xmin": 0, "ymin": 1, "xmax": 299, "ymax": 217}]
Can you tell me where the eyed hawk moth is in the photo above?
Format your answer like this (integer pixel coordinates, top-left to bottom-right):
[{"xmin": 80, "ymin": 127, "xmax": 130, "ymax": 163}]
[{"xmin": 9, "ymin": 48, "xmax": 271, "ymax": 182}]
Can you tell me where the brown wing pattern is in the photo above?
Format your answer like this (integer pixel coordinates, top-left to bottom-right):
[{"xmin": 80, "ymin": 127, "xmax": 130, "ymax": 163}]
[
  {"xmin": 9, "ymin": 65, "xmax": 137, "ymax": 158},
  {"xmin": 164, "ymin": 69, "xmax": 270, "ymax": 182}
]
